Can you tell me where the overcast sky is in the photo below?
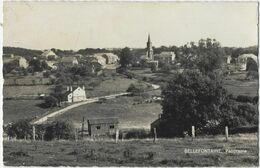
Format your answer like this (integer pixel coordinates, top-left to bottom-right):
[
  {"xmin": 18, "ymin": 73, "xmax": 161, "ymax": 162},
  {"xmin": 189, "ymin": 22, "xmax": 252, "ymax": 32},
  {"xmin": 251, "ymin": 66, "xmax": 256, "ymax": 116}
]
[{"xmin": 3, "ymin": 2, "xmax": 258, "ymax": 50}]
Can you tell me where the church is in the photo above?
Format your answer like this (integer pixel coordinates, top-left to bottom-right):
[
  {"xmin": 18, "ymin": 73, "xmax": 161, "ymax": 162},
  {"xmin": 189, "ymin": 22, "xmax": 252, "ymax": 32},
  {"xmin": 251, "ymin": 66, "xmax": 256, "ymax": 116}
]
[
  {"xmin": 140, "ymin": 34, "xmax": 159, "ymax": 68},
  {"xmin": 141, "ymin": 34, "xmax": 175, "ymax": 68}
]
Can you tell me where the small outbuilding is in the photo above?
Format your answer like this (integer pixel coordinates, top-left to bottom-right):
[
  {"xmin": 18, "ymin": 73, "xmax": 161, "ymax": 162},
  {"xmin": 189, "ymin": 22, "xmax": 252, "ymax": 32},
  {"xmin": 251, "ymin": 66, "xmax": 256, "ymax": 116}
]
[{"xmin": 87, "ymin": 117, "xmax": 119, "ymax": 137}]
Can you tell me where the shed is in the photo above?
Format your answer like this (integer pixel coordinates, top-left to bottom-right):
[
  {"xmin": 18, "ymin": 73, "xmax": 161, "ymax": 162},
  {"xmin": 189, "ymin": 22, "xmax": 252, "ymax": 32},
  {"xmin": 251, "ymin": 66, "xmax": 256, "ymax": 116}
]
[{"xmin": 87, "ymin": 117, "xmax": 119, "ymax": 137}]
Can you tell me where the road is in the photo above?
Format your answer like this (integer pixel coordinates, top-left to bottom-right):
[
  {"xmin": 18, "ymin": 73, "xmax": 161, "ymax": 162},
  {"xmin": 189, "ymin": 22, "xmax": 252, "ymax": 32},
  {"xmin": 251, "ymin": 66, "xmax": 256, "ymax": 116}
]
[{"xmin": 31, "ymin": 92, "xmax": 131, "ymax": 125}]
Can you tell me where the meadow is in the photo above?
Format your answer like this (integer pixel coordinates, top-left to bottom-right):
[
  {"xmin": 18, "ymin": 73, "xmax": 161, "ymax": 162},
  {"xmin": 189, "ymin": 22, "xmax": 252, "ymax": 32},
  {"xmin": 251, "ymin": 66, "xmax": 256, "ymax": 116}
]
[
  {"xmin": 3, "ymin": 100, "xmax": 51, "ymax": 124},
  {"xmin": 3, "ymin": 133, "xmax": 258, "ymax": 167},
  {"xmin": 58, "ymin": 95, "xmax": 162, "ymax": 129}
]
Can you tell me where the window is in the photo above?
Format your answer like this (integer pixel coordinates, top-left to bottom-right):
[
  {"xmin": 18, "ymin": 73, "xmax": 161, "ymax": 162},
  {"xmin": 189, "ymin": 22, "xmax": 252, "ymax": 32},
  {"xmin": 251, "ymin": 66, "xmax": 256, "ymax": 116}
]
[
  {"xmin": 96, "ymin": 126, "xmax": 101, "ymax": 130},
  {"xmin": 109, "ymin": 125, "xmax": 114, "ymax": 129}
]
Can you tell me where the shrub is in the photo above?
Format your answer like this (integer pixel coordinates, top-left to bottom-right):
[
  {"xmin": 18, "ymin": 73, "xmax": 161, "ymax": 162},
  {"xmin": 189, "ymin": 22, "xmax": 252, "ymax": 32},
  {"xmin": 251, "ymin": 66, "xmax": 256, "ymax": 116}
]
[
  {"xmin": 5, "ymin": 119, "xmax": 32, "ymax": 139},
  {"xmin": 246, "ymin": 71, "xmax": 258, "ymax": 80},
  {"xmin": 44, "ymin": 120, "xmax": 74, "ymax": 141},
  {"xmin": 124, "ymin": 129, "xmax": 151, "ymax": 139},
  {"xmin": 236, "ymin": 95, "xmax": 254, "ymax": 103}
]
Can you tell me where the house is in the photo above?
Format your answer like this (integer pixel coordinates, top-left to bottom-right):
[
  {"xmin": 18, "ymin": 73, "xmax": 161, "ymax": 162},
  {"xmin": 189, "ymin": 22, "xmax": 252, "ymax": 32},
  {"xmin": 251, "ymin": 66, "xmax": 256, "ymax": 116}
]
[
  {"xmin": 154, "ymin": 51, "xmax": 176, "ymax": 64},
  {"xmin": 41, "ymin": 50, "xmax": 58, "ymax": 60},
  {"xmin": 3, "ymin": 54, "xmax": 29, "ymax": 69},
  {"xmin": 60, "ymin": 56, "xmax": 79, "ymax": 66},
  {"xmin": 64, "ymin": 86, "xmax": 87, "ymax": 103},
  {"xmin": 97, "ymin": 53, "xmax": 119, "ymax": 64},
  {"xmin": 224, "ymin": 55, "xmax": 232, "ymax": 64},
  {"xmin": 92, "ymin": 54, "xmax": 107, "ymax": 67},
  {"xmin": 237, "ymin": 53, "xmax": 258, "ymax": 71},
  {"xmin": 87, "ymin": 117, "xmax": 119, "ymax": 137},
  {"xmin": 46, "ymin": 60, "xmax": 58, "ymax": 69}
]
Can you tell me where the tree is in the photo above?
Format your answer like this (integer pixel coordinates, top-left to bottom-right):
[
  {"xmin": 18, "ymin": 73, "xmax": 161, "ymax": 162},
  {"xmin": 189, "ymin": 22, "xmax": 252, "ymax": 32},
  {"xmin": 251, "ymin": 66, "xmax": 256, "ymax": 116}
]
[
  {"xmin": 44, "ymin": 120, "xmax": 74, "ymax": 141},
  {"xmin": 119, "ymin": 47, "xmax": 133, "ymax": 68},
  {"xmin": 44, "ymin": 96, "xmax": 59, "ymax": 108},
  {"xmin": 5, "ymin": 119, "xmax": 33, "ymax": 139},
  {"xmin": 160, "ymin": 70, "xmax": 232, "ymax": 137},
  {"xmin": 178, "ymin": 38, "xmax": 225, "ymax": 74}
]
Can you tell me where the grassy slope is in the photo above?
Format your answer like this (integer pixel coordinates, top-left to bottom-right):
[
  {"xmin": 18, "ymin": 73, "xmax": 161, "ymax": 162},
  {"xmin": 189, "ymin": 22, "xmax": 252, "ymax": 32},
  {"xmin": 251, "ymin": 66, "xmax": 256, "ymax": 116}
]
[
  {"xmin": 58, "ymin": 95, "xmax": 162, "ymax": 129},
  {"xmin": 3, "ymin": 100, "xmax": 52, "ymax": 124},
  {"xmin": 3, "ymin": 134, "xmax": 258, "ymax": 166}
]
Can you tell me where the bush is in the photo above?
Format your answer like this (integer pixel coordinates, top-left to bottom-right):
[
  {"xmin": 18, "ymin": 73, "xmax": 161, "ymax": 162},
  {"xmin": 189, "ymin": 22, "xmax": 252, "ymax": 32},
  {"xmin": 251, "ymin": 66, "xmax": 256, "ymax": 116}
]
[
  {"xmin": 246, "ymin": 71, "xmax": 258, "ymax": 80},
  {"xmin": 44, "ymin": 120, "xmax": 74, "ymax": 141},
  {"xmin": 44, "ymin": 96, "xmax": 58, "ymax": 108},
  {"xmin": 124, "ymin": 129, "xmax": 151, "ymax": 139},
  {"xmin": 229, "ymin": 125, "xmax": 258, "ymax": 134},
  {"xmin": 236, "ymin": 95, "xmax": 254, "ymax": 103},
  {"xmin": 5, "ymin": 119, "xmax": 32, "ymax": 139}
]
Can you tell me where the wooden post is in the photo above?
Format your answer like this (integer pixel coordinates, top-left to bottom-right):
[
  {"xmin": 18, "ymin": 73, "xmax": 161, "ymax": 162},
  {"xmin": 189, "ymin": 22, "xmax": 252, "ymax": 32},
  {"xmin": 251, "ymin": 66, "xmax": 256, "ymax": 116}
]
[
  {"xmin": 225, "ymin": 126, "xmax": 229, "ymax": 141},
  {"xmin": 192, "ymin": 126, "xmax": 195, "ymax": 140},
  {"xmin": 32, "ymin": 125, "xmax": 36, "ymax": 141},
  {"xmin": 115, "ymin": 129, "xmax": 119, "ymax": 143},
  {"xmin": 81, "ymin": 117, "xmax": 85, "ymax": 139},
  {"xmin": 153, "ymin": 128, "xmax": 157, "ymax": 142},
  {"xmin": 75, "ymin": 128, "xmax": 78, "ymax": 141}
]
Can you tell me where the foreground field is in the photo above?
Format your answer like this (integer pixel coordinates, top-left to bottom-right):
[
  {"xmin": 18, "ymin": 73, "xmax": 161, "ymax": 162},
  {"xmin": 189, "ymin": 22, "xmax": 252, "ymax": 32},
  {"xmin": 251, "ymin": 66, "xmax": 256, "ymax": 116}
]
[
  {"xmin": 58, "ymin": 95, "xmax": 162, "ymax": 129},
  {"xmin": 3, "ymin": 133, "xmax": 258, "ymax": 166}
]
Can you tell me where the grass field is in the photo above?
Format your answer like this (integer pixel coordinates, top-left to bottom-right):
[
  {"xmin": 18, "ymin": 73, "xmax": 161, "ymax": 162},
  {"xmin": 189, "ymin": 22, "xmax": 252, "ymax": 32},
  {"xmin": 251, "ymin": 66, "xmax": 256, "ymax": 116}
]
[
  {"xmin": 86, "ymin": 75, "xmax": 137, "ymax": 97},
  {"xmin": 3, "ymin": 100, "xmax": 56, "ymax": 124},
  {"xmin": 3, "ymin": 85, "xmax": 54, "ymax": 98},
  {"xmin": 58, "ymin": 95, "xmax": 162, "ymax": 129},
  {"xmin": 224, "ymin": 72, "xmax": 258, "ymax": 96},
  {"xmin": 3, "ymin": 133, "xmax": 258, "ymax": 166}
]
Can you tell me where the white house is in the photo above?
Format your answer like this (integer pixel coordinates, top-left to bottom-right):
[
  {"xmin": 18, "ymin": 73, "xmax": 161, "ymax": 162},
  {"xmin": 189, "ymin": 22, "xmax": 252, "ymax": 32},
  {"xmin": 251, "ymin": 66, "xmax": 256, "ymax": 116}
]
[
  {"xmin": 41, "ymin": 50, "xmax": 58, "ymax": 60},
  {"xmin": 154, "ymin": 51, "xmax": 176, "ymax": 64},
  {"xmin": 65, "ymin": 86, "xmax": 87, "ymax": 103},
  {"xmin": 3, "ymin": 55, "xmax": 29, "ymax": 69},
  {"xmin": 237, "ymin": 53, "xmax": 258, "ymax": 70}
]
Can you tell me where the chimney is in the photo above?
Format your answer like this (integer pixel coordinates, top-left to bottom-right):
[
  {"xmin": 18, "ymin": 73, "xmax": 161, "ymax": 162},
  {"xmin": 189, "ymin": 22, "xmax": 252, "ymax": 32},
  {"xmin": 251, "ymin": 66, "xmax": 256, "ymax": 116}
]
[
  {"xmin": 70, "ymin": 86, "xmax": 73, "ymax": 92},
  {"xmin": 82, "ymin": 85, "xmax": 85, "ymax": 90},
  {"xmin": 67, "ymin": 86, "xmax": 70, "ymax": 91}
]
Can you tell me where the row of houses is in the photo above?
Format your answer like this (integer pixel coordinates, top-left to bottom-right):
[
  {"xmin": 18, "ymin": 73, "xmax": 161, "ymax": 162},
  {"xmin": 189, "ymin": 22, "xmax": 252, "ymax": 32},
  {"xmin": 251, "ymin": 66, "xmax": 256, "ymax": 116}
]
[{"xmin": 3, "ymin": 50, "xmax": 120, "ymax": 75}]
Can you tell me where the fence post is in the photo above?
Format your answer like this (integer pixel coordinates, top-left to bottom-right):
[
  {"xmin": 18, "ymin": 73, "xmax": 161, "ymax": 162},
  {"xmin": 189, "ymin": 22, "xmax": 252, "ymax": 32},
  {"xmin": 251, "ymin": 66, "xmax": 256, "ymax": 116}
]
[
  {"xmin": 225, "ymin": 126, "xmax": 229, "ymax": 141},
  {"xmin": 115, "ymin": 129, "xmax": 119, "ymax": 143},
  {"xmin": 153, "ymin": 128, "xmax": 157, "ymax": 142},
  {"xmin": 81, "ymin": 117, "xmax": 85, "ymax": 139},
  {"xmin": 32, "ymin": 125, "xmax": 36, "ymax": 141},
  {"xmin": 192, "ymin": 126, "xmax": 195, "ymax": 140},
  {"xmin": 75, "ymin": 128, "xmax": 78, "ymax": 141}
]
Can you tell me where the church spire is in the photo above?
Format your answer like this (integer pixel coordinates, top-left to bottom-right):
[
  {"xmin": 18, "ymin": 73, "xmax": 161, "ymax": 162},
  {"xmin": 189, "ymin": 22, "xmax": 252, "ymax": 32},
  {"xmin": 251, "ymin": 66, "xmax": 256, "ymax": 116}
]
[
  {"xmin": 146, "ymin": 33, "xmax": 153, "ymax": 60},
  {"xmin": 148, "ymin": 33, "xmax": 151, "ymax": 43}
]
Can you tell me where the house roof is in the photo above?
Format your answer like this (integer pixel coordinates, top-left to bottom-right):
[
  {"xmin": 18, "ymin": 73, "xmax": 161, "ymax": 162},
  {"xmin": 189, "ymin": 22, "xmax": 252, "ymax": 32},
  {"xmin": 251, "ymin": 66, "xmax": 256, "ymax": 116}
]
[
  {"xmin": 88, "ymin": 117, "xmax": 119, "ymax": 125},
  {"xmin": 154, "ymin": 52, "xmax": 175, "ymax": 58},
  {"xmin": 61, "ymin": 56, "xmax": 77, "ymax": 63},
  {"xmin": 238, "ymin": 53, "xmax": 258, "ymax": 64},
  {"xmin": 3, "ymin": 55, "xmax": 25, "ymax": 64},
  {"xmin": 41, "ymin": 50, "xmax": 57, "ymax": 57}
]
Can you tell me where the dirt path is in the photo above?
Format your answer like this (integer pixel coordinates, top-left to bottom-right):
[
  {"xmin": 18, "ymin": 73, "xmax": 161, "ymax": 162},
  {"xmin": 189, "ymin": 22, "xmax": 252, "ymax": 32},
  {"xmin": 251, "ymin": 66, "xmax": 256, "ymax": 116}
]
[{"xmin": 31, "ymin": 92, "xmax": 130, "ymax": 125}]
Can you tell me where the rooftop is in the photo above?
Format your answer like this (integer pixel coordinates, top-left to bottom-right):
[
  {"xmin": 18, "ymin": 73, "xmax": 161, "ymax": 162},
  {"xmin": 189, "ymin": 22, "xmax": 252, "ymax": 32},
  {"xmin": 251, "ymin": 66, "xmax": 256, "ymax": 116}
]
[{"xmin": 88, "ymin": 117, "xmax": 119, "ymax": 125}]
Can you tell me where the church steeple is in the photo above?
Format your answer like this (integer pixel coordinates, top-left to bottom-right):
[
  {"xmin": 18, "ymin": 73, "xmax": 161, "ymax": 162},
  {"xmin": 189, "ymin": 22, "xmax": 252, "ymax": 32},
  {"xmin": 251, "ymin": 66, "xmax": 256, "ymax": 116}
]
[
  {"xmin": 148, "ymin": 33, "xmax": 151, "ymax": 43},
  {"xmin": 146, "ymin": 33, "xmax": 153, "ymax": 60}
]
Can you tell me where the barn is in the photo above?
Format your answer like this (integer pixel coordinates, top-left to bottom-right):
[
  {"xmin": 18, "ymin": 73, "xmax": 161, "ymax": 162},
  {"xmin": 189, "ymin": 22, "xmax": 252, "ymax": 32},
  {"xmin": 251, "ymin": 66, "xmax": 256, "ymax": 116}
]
[{"xmin": 87, "ymin": 117, "xmax": 119, "ymax": 137}]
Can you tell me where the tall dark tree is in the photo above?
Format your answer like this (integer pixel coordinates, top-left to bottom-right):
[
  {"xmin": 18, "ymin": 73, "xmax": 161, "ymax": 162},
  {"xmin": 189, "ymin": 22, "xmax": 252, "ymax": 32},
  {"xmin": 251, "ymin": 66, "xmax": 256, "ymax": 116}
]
[
  {"xmin": 160, "ymin": 70, "xmax": 232, "ymax": 137},
  {"xmin": 119, "ymin": 47, "xmax": 133, "ymax": 68}
]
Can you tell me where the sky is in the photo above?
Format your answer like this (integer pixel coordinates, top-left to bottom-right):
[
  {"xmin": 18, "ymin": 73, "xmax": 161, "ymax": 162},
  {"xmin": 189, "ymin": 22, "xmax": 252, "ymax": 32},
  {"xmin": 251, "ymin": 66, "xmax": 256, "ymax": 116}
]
[{"xmin": 3, "ymin": 1, "xmax": 259, "ymax": 50}]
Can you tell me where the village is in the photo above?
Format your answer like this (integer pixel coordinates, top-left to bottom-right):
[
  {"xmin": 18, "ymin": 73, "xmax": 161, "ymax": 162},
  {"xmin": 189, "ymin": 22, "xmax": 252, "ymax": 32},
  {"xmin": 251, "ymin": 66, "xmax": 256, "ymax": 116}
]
[
  {"xmin": 2, "ymin": 2, "xmax": 259, "ymax": 167},
  {"xmin": 3, "ymin": 34, "xmax": 258, "ymax": 139}
]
